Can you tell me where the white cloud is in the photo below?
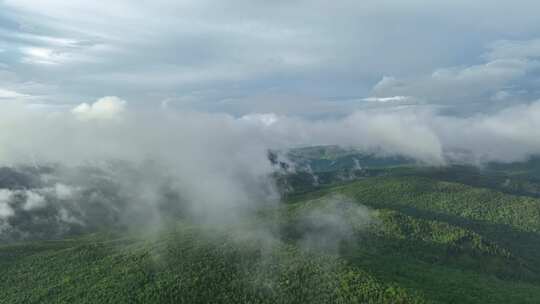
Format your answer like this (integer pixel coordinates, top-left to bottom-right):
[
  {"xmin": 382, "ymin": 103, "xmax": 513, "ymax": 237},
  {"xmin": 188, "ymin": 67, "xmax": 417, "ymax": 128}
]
[
  {"xmin": 3, "ymin": 94, "xmax": 540, "ymax": 167},
  {"xmin": 0, "ymin": 88, "xmax": 29, "ymax": 99},
  {"xmin": 72, "ymin": 96, "xmax": 127, "ymax": 120},
  {"xmin": 371, "ymin": 39, "xmax": 540, "ymax": 106},
  {"xmin": 240, "ymin": 113, "xmax": 280, "ymax": 126},
  {"xmin": 21, "ymin": 47, "xmax": 60, "ymax": 65},
  {"xmin": 1, "ymin": 96, "xmax": 540, "ymax": 241},
  {"xmin": 433, "ymin": 100, "xmax": 540, "ymax": 163},
  {"xmin": 0, "ymin": 190, "xmax": 14, "ymax": 219},
  {"xmin": 362, "ymin": 96, "xmax": 411, "ymax": 103},
  {"xmin": 23, "ymin": 191, "xmax": 47, "ymax": 211},
  {"xmin": 54, "ymin": 183, "xmax": 75, "ymax": 200}
]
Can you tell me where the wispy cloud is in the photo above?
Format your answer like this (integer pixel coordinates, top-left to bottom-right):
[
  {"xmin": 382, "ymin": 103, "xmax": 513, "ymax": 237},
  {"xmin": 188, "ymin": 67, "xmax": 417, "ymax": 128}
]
[
  {"xmin": 362, "ymin": 96, "xmax": 411, "ymax": 103},
  {"xmin": 0, "ymin": 88, "xmax": 30, "ymax": 99}
]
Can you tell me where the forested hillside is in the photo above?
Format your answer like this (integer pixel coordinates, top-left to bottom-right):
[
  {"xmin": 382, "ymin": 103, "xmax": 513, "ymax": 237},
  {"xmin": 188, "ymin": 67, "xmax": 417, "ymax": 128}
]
[{"xmin": 2, "ymin": 167, "xmax": 540, "ymax": 303}]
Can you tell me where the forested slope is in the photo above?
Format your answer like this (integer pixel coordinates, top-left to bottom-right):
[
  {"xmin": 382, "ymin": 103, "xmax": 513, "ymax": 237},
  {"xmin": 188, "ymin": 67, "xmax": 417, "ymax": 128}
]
[{"xmin": 2, "ymin": 174, "xmax": 540, "ymax": 303}]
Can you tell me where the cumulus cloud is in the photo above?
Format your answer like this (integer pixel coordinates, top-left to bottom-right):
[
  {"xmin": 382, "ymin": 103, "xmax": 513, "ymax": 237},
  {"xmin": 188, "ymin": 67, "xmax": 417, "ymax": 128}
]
[{"xmin": 72, "ymin": 96, "xmax": 127, "ymax": 120}]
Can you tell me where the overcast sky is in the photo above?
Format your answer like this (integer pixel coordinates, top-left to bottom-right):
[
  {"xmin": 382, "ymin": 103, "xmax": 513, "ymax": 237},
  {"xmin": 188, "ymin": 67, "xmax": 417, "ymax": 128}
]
[{"xmin": 1, "ymin": 0, "xmax": 540, "ymax": 116}]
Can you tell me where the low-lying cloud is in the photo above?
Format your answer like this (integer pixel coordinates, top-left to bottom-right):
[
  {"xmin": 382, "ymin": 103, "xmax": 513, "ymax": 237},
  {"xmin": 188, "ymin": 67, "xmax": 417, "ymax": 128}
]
[
  {"xmin": 0, "ymin": 96, "xmax": 539, "ymax": 241},
  {"xmin": 294, "ymin": 195, "xmax": 376, "ymax": 254}
]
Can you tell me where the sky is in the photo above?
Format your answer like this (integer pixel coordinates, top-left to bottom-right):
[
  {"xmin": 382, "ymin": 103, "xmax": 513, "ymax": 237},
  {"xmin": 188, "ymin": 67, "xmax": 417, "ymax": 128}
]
[{"xmin": 1, "ymin": 0, "xmax": 540, "ymax": 116}]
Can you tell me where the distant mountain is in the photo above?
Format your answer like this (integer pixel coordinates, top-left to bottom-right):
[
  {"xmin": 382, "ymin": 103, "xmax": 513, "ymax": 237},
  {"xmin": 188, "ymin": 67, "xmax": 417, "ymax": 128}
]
[{"xmin": 286, "ymin": 145, "xmax": 414, "ymax": 172}]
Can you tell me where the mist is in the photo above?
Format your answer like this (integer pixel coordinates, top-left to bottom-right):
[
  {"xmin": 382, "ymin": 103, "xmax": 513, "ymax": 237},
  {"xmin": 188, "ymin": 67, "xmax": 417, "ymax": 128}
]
[
  {"xmin": 0, "ymin": 97, "xmax": 539, "ymax": 241},
  {"xmin": 293, "ymin": 195, "xmax": 376, "ymax": 254}
]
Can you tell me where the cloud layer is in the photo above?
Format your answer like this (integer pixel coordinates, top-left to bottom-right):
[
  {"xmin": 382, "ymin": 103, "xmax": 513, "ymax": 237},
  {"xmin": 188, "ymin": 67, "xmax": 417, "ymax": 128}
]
[
  {"xmin": 3, "ymin": 96, "xmax": 540, "ymax": 167},
  {"xmin": 1, "ymin": 1, "xmax": 540, "ymax": 114},
  {"xmin": 0, "ymin": 96, "xmax": 539, "ymax": 241}
]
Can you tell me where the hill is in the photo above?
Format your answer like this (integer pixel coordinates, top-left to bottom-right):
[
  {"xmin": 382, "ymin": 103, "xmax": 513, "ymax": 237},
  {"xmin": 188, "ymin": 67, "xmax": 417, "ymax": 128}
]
[{"xmin": 2, "ymin": 155, "xmax": 540, "ymax": 303}]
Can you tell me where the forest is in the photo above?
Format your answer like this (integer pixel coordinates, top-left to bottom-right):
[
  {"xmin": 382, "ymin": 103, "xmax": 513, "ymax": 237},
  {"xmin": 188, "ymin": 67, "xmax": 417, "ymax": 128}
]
[{"xmin": 1, "ymin": 148, "xmax": 540, "ymax": 303}]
